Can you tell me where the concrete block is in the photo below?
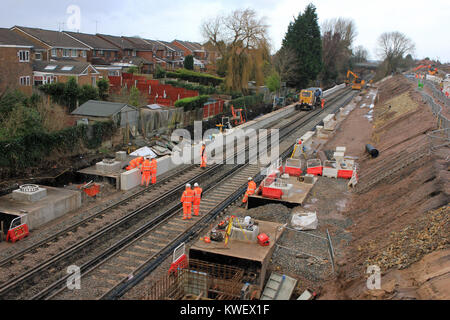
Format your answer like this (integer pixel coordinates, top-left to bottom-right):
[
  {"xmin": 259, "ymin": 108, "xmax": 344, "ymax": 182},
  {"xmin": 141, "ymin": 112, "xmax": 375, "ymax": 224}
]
[
  {"xmin": 115, "ymin": 151, "xmax": 127, "ymax": 161},
  {"xmin": 333, "ymin": 152, "xmax": 345, "ymax": 162},
  {"xmin": 12, "ymin": 187, "xmax": 47, "ymax": 202},
  {"xmin": 336, "ymin": 146, "xmax": 346, "ymax": 153},
  {"xmin": 121, "ymin": 168, "xmax": 142, "ymax": 191},
  {"xmin": 0, "ymin": 186, "xmax": 81, "ymax": 230},
  {"xmin": 96, "ymin": 160, "xmax": 122, "ymax": 173}
]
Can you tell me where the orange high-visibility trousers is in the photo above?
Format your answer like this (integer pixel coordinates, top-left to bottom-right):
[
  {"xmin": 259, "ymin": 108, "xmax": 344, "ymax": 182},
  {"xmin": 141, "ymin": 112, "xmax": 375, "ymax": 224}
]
[
  {"xmin": 141, "ymin": 172, "xmax": 151, "ymax": 186},
  {"xmin": 183, "ymin": 203, "xmax": 192, "ymax": 219},
  {"xmin": 150, "ymin": 170, "xmax": 157, "ymax": 184}
]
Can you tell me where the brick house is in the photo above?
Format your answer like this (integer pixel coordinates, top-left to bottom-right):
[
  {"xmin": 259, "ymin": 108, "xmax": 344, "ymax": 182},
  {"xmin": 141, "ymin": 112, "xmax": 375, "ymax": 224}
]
[
  {"xmin": 63, "ymin": 31, "xmax": 120, "ymax": 64},
  {"xmin": 0, "ymin": 28, "xmax": 42, "ymax": 95},
  {"xmin": 33, "ymin": 60, "xmax": 101, "ymax": 87},
  {"xmin": 172, "ymin": 40, "xmax": 211, "ymax": 71},
  {"xmin": 96, "ymin": 34, "xmax": 155, "ymax": 74},
  {"xmin": 11, "ymin": 26, "xmax": 90, "ymax": 62},
  {"xmin": 155, "ymin": 40, "xmax": 184, "ymax": 70}
]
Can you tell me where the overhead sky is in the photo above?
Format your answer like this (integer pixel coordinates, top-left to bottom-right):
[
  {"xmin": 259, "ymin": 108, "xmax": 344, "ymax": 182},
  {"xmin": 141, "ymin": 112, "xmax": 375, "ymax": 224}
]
[{"xmin": 1, "ymin": 0, "xmax": 449, "ymax": 61}]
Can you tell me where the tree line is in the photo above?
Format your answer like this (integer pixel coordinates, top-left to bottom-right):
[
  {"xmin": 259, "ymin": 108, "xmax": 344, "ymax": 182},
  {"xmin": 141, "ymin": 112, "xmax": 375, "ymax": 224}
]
[{"xmin": 202, "ymin": 4, "xmax": 416, "ymax": 93}]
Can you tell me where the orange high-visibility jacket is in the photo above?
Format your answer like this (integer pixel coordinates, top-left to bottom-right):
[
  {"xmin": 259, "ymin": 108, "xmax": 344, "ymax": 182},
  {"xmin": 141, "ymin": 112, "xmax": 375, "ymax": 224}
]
[
  {"xmin": 181, "ymin": 188, "xmax": 194, "ymax": 203},
  {"xmin": 193, "ymin": 187, "xmax": 203, "ymax": 205},
  {"xmin": 247, "ymin": 181, "xmax": 257, "ymax": 195},
  {"xmin": 142, "ymin": 159, "xmax": 151, "ymax": 173},
  {"xmin": 150, "ymin": 159, "xmax": 157, "ymax": 173}
]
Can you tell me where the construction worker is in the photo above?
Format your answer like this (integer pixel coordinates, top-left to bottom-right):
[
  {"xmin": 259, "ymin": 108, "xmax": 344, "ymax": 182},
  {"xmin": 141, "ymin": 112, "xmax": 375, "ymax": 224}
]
[
  {"xmin": 321, "ymin": 99, "xmax": 325, "ymax": 109},
  {"xmin": 242, "ymin": 177, "xmax": 256, "ymax": 206},
  {"xmin": 181, "ymin": 184, "xmax": 194, "ymax": 220},
  {"xmin": 193, "ymin": 183, "xmax": 203, "ymax": 216},
  {"xmin": 141, "ymin": 157, "xmax": 151, "ymax": 187},
  {"xmin": 150, "ymin": 157, "xmax": 157, "ymax": 184},
  {"xmin": 200, "ymin": 142, "xmax": 207, "ymax": 169},
  {"xmin": 127, "ymin": 156, "xmax": 143, "ymax": 171}
]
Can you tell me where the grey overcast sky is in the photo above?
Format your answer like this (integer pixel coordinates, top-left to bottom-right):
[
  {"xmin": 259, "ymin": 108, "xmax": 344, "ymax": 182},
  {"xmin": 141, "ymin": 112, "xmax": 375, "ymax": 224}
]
[{"xmin": 1, "ymin": 0, "xmax": 449, "ymax": 61}]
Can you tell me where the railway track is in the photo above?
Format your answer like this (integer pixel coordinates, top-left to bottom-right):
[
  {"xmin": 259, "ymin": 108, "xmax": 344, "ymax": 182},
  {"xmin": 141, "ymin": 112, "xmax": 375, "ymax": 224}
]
[
  {"xmin": 0, "ymin": 85, "xmax": 356, "ymax": 300},
  {"xmin": 37, "ymin": 88, "xmax": 357, "ymax": 300}
]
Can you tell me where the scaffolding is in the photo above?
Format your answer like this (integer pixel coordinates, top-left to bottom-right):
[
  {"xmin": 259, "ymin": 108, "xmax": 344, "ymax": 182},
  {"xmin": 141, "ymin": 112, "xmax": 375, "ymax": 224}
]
[{"xmin": 145, "ymin": 259, "xmax": 245, "ymax": 300}]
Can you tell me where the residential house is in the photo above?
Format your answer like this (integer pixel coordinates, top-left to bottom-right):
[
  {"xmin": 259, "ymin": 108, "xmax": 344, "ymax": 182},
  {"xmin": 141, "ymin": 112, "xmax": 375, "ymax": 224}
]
[
  {"xmin": 71, "ymin": 100, "xmax": 139, "ymax": 134},
  {"xmin": 33, "ymin": 60, "xmax": 101, "ymax": 87},
  {"xmin": 11, "ymin": 26, "xmax": 90, "ymax": 62},
  {"xmin": 97, "ymin": 34, "xmax": 154, "ymax": 73},
  {"xmin": 0, "ymin": 28, "xmax": 42, "ymax": 95},
  {"xmin": 155, "ymin": 40, "xmax": 184, "ymax": 70},
  {"xmin": 172, "ymin": 40, "xmax": 210, "ymax": 71},
  {"xmin": 63, "ymin": 31, "xmax": 122, "ymax": 77}
]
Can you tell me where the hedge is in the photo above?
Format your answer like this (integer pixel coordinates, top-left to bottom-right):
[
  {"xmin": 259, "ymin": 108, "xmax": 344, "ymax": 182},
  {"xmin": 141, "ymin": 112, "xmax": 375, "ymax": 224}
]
[
  {"xmin": 165, "ymin": 80, "xmax": 219, "ymax": 95},
  {"xmin": 174, "ymin": 95, "xmax": 210, "ymax": 112},
  {"xmin": 166, "ymin": 69, "xmax": 224, "ymax": 87},
  {"xmin": 0, "ymin": 121, "xmax": 116, "ymax": 170},
  {"xmin": 230, "ymin": 94, "xmax": 264, "ymax": 108}
]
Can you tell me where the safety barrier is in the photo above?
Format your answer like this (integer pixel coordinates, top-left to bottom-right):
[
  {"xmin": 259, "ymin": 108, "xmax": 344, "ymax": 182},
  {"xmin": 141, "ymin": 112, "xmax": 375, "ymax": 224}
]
[
  {"xmin": 284, "ymin": 158, "xmax": 302, "ymax": 176},
  {"xmin": 168, "ymin": 242, "xmax": 188, "ymax": 275},
  {"xmin": 306, "ymin": 159, "xmax": 322, "ymax": 176},
  {"xmin": 6, "ymin": 215, "xmax": 29, "ymax": 243}
]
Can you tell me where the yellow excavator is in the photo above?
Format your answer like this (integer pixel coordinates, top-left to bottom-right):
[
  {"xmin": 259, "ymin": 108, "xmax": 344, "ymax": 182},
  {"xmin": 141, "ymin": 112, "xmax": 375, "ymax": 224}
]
[{"xmin": 345, "ymin": 70, "xmax": 365, "ymax": 90}]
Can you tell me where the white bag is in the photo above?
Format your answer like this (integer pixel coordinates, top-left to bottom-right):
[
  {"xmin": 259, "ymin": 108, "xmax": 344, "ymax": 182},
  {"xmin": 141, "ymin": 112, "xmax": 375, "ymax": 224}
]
[{"xmin": 291, "ymin": 212, "xmax": 318, "ymax": 231}]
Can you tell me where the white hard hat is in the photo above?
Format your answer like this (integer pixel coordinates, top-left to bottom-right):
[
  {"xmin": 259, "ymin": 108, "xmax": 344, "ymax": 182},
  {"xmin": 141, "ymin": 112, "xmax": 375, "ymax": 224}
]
[
  {"xmin": 194, "ymin": 183, "xmax": 199, "ymax": 187},
  {"xmin": 248, "ymin": 177, "xmax": 252, "ymax": 181},
  {"xmin": 186, "ymin": 183, "xmax": 191, "ymax": 188}
]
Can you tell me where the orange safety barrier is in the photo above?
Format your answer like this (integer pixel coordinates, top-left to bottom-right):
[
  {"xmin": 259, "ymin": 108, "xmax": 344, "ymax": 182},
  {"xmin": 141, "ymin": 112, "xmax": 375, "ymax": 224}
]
[
  {"xmin": 262, "ymin": 187, "xmax": 283, "ymax": 200},
  {"xmin": 307, "ymin": 166, "xmax": 323, "ymax": 176},
  {"xmin": 337, "ymin": 169, "xmax": 353, "ymax": 179},
  {"xmin": 168, "ymin": 254, "xmax": 188, "ymax": 275},
  {"xmin": 284, "ymin": 166, "xmax": 302, "ymax": 177},
  {"xmin": 6, "ymin": 216, "xmax": 29, "ymax": 243}
]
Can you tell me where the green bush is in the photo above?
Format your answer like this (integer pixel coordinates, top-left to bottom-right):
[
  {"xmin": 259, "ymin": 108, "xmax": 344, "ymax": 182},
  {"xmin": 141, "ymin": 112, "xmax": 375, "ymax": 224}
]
[
  {"xmin": 0, "ymin": 121, "xmax": 116, "ymax": 170},
  {"xmin": 174, "ymin": 95, "xmax": 210, "ymax": 112},
  {"xmin": 166, "ymin": 69, "xmax": 224, "ymax": 87},
  {"xmin": 165, "ymin": 80, "xmax": 219, "ymax": 95},
  {"xmin": 230, "ymin": 94, "xmax": 264, "ymax": 108}
]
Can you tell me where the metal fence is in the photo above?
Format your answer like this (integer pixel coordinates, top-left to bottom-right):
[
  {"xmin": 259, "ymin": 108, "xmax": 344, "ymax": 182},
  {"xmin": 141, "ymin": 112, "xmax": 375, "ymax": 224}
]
[{"xmin": 405, "ymin": 74, "xmax": 450, "ymax": 139}]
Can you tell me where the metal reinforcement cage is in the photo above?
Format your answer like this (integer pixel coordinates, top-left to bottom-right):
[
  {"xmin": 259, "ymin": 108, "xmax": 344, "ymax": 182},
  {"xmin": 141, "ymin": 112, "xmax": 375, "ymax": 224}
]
[{"xmin": 145, "ymin": 259, "xmax": 245, "ymax": 300}]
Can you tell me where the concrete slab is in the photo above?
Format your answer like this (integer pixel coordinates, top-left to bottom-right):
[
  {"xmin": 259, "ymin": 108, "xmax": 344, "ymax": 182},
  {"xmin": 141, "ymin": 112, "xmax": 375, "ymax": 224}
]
[
  {"xmin": 120, "ymin": 168, "xmax": 142, "ymax": 191},
  {"xmin": 12, "ymin": 187, "xmax": 47, "ymax": 202},
  {"xmin": 95, "ymin": 160, "xmax": 122, "ymax": 173},
  {"xmin": 0, "ymin": 186, "xmax": 81, "ymax": 230}
]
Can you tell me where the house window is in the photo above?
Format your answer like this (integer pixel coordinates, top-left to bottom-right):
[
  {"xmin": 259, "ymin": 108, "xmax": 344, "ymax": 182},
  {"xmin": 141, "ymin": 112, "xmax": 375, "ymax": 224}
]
[
  {"xmin": 63, "ymin": 49, "xmax": 70, "ymax": 57},
  {"xmin": 72, "ymin": 49, "xmax": 77, "ymax": 57},
  {"xmin": 18, "ymin": 50, "xmax": 29, "ymax": 62},
  {"xmin": 99, "ymin": 50, "xmax": 104, "ymax": 56},
  {"xmin": 35, "ymin": 52, "xmax": 42, "ymax": 60},
  {"xmin": 132, "ymin": 50, "xmax": 136, "ymax": 57},
  {"xmin": 19, "ymin": 76, "xmax": 31, "ymax": 86},
  {"xmin": 92, "ymin": 76, "xmax": 97, "ymax": 86},
  {"xmin": 82, "ymin": 50, "xmax": 87, "ymax": 58},
  {"xmin": 51, "ymin": 49, "xmax": 57, "ymax": 57}
]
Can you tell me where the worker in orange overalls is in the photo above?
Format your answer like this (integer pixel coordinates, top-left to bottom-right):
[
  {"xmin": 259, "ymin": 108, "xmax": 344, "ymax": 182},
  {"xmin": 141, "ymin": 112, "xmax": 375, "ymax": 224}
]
[
  {"xmin": 242, "ymin": 177, "xmax": 256, "ymax": 206},
  {"xmin": 321, "ymin": 99, "xmax": 325, "ymax": 109},
  {"xmin": 200, "ymin": 142, "xmax": 207, "ymax": 169},
  {"xmin": 150, "ymin": 158, "xmax": 157, "ymax": 184},
  {"xmin": 181, "ymin": 184, "xmax": 194, "ymax": 220},
  {"xmin": 127, "ymin": 156, "xmax": 143, "ymax": 171},
  {"xmin": 141, "ymin": 157, "xmax": 152, "ymax": 187},
  {"xmin": 193, "ymin": 183, "xmax": 203, "ymax": 216}
]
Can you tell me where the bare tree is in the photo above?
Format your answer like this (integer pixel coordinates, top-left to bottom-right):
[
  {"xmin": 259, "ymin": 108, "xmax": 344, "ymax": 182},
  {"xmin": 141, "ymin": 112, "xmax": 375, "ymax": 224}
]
[
  {"xmin": 273, "ymin": 47, "xmax": 298, "ymax": 84},
  {"xmin": 377, "ymin": 31, "xmax": 415, "ymax": 74},
  {"xmin": 320, "ymin": 18, "xmax": 357, "ymax": 84},
  {"xmin": 352, "ymin": 45, "xmax": 369, "ymax": 63},
  {"xmin": 201, "ymin": 9, "xmax": 270, "ymax": 92}
]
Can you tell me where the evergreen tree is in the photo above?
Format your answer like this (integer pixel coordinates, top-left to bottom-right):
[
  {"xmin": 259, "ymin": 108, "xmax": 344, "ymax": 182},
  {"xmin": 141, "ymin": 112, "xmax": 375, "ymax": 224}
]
[
  {"xmin": 281, "ymin": 3, "xmax": 322, "ymax": 88},
  {"xmin": 97, "ymin": 78, "xmax": 109, "ymax": 100},
  {"xmin": 64, "ymin": 77, "xmax": 80, "ymax": 112},
  {"xmin": 184, "ymin": 55, "xmax": 194, "ymax": 70}
]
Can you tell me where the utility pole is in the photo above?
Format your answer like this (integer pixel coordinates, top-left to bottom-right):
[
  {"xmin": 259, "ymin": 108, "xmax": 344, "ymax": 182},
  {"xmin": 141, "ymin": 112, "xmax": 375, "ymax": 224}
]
[{"xmin": 94, "ymin": 20, "xmax": 99, "ymax": 34}]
